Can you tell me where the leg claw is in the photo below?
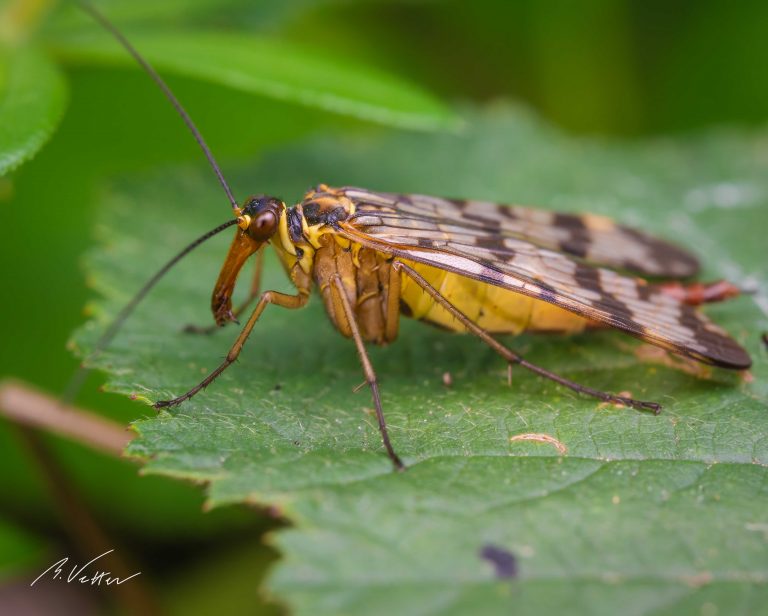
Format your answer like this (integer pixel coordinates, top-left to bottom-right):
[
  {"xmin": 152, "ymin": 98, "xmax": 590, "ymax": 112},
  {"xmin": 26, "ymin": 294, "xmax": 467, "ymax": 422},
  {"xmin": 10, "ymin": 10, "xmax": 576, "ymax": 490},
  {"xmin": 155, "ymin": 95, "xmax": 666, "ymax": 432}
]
[
  {"xmin": 153, "ymin": 399, "xmax": 181, "ymax": 410},
  {"xmin": 613, "ymin": 396, "xmax": 662, "ymax": 414}
]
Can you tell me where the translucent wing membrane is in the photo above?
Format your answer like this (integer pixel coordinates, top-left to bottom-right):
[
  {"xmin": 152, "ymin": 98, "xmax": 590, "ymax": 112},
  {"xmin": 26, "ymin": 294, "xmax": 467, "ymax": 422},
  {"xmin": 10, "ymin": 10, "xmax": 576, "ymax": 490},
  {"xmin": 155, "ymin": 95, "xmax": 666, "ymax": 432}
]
[
  {"xmin": 339, "ymin": 188, "xmax": 750, "ymax": 369},
  {"xmin": 343, "ymin": 188, "xmax": 700, "ymax": 277}
]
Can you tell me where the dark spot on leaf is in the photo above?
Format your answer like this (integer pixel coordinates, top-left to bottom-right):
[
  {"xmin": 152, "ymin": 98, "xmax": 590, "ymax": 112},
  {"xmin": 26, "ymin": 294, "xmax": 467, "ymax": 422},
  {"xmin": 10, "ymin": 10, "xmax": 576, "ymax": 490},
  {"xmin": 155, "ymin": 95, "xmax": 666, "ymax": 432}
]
[{"xmin": 479, "ymin": 544, "xmax": 517, "ymax": 579}]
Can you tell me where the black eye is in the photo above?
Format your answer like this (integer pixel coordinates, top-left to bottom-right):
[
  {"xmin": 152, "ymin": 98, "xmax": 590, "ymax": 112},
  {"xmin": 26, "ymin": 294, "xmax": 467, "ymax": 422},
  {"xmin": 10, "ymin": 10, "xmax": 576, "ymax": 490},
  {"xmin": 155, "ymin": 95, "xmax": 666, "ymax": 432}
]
[{"xmin": 241, "ymin": 196, "xmax": 264, "ymax": 215}]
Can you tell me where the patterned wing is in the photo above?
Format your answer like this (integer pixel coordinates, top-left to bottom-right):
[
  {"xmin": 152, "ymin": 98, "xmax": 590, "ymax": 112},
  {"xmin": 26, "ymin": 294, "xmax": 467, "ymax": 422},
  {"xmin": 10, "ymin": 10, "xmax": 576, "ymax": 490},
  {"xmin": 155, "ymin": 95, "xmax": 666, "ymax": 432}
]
[
  {"xmin": 341, "ymin": 188, "xmax": 699, "ymax": 278},
  {"xmin": 337, "ymin": 188, "xmax": 750, "ymax": 369}
]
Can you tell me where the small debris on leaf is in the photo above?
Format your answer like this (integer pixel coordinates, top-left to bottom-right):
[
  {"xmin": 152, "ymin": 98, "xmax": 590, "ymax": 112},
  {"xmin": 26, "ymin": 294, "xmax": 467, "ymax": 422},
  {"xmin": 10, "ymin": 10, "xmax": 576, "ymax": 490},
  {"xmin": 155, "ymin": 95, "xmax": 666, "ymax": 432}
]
[
  {"xmin": 479, "ymin": 544, "xmax": 518, "ymax": 579},
  {"xmin": 510, "ymin": 432, "xmax": 567, "ymax": 455}
]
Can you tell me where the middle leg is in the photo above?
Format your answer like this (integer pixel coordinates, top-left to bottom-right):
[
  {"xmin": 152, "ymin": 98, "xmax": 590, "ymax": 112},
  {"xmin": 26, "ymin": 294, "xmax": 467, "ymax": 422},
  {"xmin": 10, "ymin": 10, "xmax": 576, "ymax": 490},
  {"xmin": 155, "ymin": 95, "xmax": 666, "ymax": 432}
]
[{"xmin": 331, "ymin": 275, "xmax": 405, "ymax": 470}]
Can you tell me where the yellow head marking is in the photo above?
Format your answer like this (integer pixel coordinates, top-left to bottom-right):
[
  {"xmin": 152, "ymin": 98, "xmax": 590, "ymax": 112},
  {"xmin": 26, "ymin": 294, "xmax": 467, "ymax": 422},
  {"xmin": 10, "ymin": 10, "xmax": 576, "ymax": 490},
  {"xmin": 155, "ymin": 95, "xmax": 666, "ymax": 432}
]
[{"xmin": 237, "ymin": 214, "xmax": 251, "ymax": 230}]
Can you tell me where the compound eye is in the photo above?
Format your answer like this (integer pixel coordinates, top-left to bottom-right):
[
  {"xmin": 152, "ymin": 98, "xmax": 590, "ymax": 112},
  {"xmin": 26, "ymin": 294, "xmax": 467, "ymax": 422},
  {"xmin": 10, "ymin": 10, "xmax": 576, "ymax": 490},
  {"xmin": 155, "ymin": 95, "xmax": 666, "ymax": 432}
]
[{"xmin": 250, "ymin": 210, "xmax": 278, "ymax": 240}]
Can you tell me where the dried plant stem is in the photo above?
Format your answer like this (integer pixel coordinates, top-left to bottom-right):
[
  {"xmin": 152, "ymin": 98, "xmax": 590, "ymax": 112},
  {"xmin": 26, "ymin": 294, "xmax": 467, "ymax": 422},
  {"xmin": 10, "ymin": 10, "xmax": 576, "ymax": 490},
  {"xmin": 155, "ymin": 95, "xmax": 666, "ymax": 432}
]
[
  {"xmin": 0, "ymin": 380, "xmax": 132, "ymax": 456},
  {"xmin": 1, "ymin": 380, "xmax": 157, "ymax": 614}
]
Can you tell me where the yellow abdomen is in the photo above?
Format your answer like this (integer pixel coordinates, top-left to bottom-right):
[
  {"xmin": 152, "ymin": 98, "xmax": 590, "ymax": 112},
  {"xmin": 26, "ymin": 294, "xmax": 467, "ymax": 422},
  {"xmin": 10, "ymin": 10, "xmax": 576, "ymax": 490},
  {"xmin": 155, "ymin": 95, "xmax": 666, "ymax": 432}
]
[{"xmin": 399, "ymin": 261, "xmax": 589, "ymax": 334}]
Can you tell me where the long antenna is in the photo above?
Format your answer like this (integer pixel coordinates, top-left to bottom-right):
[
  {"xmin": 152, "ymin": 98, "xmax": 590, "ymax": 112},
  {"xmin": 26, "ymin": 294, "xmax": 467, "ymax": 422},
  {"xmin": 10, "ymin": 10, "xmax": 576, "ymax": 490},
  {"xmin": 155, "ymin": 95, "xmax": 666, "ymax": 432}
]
[
  {"xmin": 62, "ymin": 2, "xmax": 246, "ymax": 403},
  {"xmin": 77, "ymin": 1, "xmax": 240, "ymax": 212},
  {"xmin": 62, "ymin": 218, "xmax": 239, "ymax": 404}
]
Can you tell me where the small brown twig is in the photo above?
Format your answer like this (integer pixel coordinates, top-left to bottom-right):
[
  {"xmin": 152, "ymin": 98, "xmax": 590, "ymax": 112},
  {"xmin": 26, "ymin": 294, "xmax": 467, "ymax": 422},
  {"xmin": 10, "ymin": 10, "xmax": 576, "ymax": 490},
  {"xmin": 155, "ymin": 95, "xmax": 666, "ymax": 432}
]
[
  {"xmin": 0, "ymin": 380, "xmax": 158, "ymax": 614},
  {"xmin": 0, "ymin": 379, "xmax": 133, "ymax": 455}
]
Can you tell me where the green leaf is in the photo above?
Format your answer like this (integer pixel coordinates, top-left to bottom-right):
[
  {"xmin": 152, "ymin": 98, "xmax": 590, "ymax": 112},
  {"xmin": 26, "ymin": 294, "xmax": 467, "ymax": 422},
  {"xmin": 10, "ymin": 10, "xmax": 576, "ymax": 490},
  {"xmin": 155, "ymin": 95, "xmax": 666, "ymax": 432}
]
[
  {"xmin": 75, "ymin": 106, "xmax": 768, "ymax": 615},
  {"xmin": 161, "ymin": 539, "xmax": 281, "ymax": 615},
  {"xmin": 0, "ymin": 44, "xmax": 67, "ymax": 175},
  {"xmin": 48, "ymin": 0, "xmax": 243, "ymax": 29},
  {"xmin": 48, "ymin": 29, "xmax": 459, "ymax": 131},
  {"xmin": 47, "ymin": 0, "xmax": 324, "ymax": 31}
]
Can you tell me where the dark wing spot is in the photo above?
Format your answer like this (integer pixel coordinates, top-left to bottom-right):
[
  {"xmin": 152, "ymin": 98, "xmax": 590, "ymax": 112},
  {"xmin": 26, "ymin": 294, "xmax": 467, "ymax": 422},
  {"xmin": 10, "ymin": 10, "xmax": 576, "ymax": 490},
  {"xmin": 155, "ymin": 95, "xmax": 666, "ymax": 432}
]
[
  {"xmin": 462, "ymin": 211, "xmax": 502, "ymax": 228},
  {"xmin": 553, "ymin": 212, "xmax": 588, "ymax": 231},
  {"xmin": 559, "ymin": 238, "xmax": 589, "ymax": 258},
  {"xmin": 475, "ymin": 236, "xmax": 512, "ymax": 260},
  {"xmin": 572, "ymin": 263, "xmax": 602, "ymax": 293},
  {"xmin": 552, "ymin": 213, "xmax": 590, "ymax": 258},
  {"xmin": 621, "ymin": 226, "xmax": 700, "ymax": 277},
  {"xmin": 498, "ymin": 205, "xmax": 518, "ymax": 219}
]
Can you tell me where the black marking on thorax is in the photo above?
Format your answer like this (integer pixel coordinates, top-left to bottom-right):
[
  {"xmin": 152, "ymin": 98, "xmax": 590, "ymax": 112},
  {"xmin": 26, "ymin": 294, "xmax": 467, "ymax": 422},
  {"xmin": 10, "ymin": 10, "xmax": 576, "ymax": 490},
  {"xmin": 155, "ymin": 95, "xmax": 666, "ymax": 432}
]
[
  {"xmin": 303, "ymin": 202, "xmax": 349, "ymax": 228},
  {"xmin": 287, "ymin": 207, "xmax": 304, "ymax": 243}
]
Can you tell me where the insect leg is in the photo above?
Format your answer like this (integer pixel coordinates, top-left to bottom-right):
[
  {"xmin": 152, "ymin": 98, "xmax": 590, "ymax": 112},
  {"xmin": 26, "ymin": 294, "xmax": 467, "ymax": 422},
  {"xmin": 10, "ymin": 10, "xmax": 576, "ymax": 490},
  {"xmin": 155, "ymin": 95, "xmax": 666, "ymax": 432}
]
[
  {"xmin": 155, "ymin": 286, "xmax": 309, "ymax": 408},
  {"xmin": 184, "ymin": 250, "xmax": 265, "ymax": 334},
  {"xmin": 384, "ymin": 258, "xmax": 402, "ymax": 343},
  {"xmin": 393, "ymin": 261, "xmax": 661, "ymax": 414},
  {"xmin": 331, "ymin": 276, "xmax": 405, "ymax": 471}
]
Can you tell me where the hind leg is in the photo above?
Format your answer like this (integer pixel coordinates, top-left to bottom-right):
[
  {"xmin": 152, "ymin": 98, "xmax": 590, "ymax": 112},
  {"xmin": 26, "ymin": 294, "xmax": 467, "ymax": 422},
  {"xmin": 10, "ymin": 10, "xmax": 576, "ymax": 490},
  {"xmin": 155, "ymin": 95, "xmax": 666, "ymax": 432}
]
[{"xmin": 393, "ymin": 261, "xmax": 661, "ymax": 414}]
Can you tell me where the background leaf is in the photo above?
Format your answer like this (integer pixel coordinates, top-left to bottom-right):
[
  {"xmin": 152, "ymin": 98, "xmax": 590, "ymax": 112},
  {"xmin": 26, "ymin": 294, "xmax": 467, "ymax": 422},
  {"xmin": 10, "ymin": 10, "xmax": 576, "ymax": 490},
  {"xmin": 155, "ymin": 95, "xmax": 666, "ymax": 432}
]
[
  {"xmin": 48, "ymin": 0, "xmax": 244, "ymax": 29},
  {"xmin": 75, "ymin": 106, "xmax": 768, "ymax": 615},
  {"xmin": 47, "ymin": 0, "xmax": 337, "ymax": 31},
  {"xmin": 0, "ymin": 44, "xmax": 66, "ymax": 176},
  {"xmin": 0, "ymin": 517, "xmax": 45, "ymax": 578},
  {"xmin": 48, "ymin": 29, "xmax": 459, "ymax": 131}
]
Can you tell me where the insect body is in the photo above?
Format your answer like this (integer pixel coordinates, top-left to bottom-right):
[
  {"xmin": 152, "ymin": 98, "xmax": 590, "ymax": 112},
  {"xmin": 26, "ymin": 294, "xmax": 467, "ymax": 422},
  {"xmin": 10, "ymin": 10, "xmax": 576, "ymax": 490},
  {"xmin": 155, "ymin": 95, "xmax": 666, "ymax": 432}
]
[
  {"xmin": 154, "ymin": 184, "xmax": 751, "ymax": 469},
  {"xmin": 79, "ymin": 3, "xmax": 751, "ymax": 471}
]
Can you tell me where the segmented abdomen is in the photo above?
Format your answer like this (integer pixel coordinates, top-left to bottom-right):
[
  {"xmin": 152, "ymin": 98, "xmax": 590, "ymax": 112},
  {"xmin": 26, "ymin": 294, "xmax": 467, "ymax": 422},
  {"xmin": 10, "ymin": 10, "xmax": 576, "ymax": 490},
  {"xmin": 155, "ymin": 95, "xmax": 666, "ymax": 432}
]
[{"xmin": 399, "ymin": 260, "xmax": 590, "ymax": 334}]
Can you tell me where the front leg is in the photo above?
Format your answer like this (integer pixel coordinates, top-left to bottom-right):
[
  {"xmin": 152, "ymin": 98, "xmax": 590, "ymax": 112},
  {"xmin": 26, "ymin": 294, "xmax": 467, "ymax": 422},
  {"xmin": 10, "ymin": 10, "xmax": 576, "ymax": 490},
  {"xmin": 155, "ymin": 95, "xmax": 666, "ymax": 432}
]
[{"xmin": 156, "ymin": 285, "xmax": 309, "ymax": 409}]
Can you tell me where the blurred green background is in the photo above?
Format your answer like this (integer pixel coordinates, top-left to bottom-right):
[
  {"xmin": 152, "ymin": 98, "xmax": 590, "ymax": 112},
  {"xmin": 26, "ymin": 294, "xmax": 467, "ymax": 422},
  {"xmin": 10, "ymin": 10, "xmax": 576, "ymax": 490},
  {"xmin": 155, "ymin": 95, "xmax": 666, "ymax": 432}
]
[{"xmin": 1, "ymin": 0, "xmax": 766, "ymax": 613}]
